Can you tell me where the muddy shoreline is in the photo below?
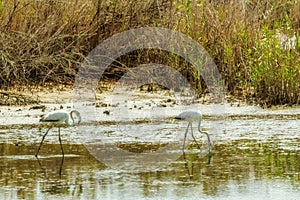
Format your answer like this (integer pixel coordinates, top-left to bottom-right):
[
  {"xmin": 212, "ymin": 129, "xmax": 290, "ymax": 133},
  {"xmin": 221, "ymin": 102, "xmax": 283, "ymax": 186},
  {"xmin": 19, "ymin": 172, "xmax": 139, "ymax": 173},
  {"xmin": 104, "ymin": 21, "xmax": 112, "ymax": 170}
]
[{"xmin": 1, "ymin": 84, "xmax": 300, "ymax": 127}]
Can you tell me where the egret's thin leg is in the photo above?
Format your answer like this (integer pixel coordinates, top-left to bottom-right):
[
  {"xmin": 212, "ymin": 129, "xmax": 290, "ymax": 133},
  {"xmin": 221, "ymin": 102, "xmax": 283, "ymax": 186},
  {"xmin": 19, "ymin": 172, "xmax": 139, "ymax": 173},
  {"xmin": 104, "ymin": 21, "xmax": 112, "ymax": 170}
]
[
  {"xmin": 35, "ymin": 156, "xmax": 48, "ymax": 178},
  {"xmin": 182, "ymin": 123, "xmax": 190, "ymax": 153},
  {"xmin": 201, "ymin": 131, "xmax": 212, "ymax": 153},
  {"xmin": 58, "ymin": 127, "xmax": 64, "ymax": 157},
  {"xmin": 190, "ymin": 123, "xmax": 201, "ymax": 150},
  {"xmin": 36, "ymin": 127, "xmax": 51, "ymax": 157},
  {"xmin": 207, "ymin": 152, "xmax": 212, "ymax": 164},
  {"xmin": 59, "ymin": 154, "xmax": 64, "ymax": 178},
  {"xmin": 183, "ymin": 156, "xmax": 192, "ymax": 180}
]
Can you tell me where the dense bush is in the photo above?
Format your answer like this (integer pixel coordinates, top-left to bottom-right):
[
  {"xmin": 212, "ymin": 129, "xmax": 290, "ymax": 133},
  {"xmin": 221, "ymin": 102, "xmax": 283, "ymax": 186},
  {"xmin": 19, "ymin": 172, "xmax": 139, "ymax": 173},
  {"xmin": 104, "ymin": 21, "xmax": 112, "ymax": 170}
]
[{"xmin": 0, "ymin": 0, "xmax": 299, "ymax": 105}]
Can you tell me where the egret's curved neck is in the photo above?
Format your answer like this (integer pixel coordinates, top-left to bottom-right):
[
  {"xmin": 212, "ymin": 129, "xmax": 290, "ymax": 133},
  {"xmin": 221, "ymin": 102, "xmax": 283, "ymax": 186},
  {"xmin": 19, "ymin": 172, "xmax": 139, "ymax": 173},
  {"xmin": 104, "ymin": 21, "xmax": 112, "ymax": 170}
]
[
  {"xmin": 197, "ymin": 116, "xmax": 212, "ymax": 152},
  {"xmin": 67, "ymin": 112, "xmax": 76, "ymax": 126},
  {"xmin": 197, "ymin": 117, "xmax": 202, "ymax": 133},
  {"xmin": 204, "ymin": 131, "xmax": 212, "ymax": 152}
]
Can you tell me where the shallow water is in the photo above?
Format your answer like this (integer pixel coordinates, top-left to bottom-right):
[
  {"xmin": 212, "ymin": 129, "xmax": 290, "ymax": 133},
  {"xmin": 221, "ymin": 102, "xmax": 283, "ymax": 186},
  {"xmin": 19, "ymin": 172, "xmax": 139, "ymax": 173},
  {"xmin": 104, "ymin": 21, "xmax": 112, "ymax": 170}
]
[{"xmin": 0, "ymin": 104, "xmax": 300, "ymax": 199}]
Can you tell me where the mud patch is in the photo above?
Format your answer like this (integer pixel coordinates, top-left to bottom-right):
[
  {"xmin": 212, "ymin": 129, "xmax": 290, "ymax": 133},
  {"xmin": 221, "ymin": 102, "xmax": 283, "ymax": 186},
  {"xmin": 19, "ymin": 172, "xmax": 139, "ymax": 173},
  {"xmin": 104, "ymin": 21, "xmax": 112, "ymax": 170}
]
[{"xmin": 0, "ymin": 91, "xmax": 39, "ymax": 106}]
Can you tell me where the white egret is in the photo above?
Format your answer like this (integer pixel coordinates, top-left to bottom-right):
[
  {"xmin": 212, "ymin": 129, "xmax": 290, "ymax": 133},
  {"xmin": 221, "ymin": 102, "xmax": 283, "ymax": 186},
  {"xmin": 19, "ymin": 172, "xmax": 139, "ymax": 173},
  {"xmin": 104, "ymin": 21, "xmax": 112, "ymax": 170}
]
[
  {"xmin": 175, "ymin": 111, "xmax": 212, "ymax": 153},
  {"xmin": 35, "ymin": 110, "xmax": 81, "ymax": 157}
]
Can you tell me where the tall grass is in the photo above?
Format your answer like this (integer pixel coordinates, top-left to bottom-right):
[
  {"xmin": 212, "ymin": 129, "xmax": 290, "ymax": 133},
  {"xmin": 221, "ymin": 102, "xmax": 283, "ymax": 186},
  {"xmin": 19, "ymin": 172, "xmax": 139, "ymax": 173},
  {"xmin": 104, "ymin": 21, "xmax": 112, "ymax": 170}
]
[
  {"xmin": 0, "ymin": 0, "xmax": 299, "ymax": 105},
  {"xmin": 173, "ymin": 0, "xmax": 300, "ymax": 105},
  {"xmin": 250, "ymin": 25, "xmax": 300, "ymax": 105},
  {"xmin": 0, "ymin": 0, "xmax": 171, "ymax": 86}
]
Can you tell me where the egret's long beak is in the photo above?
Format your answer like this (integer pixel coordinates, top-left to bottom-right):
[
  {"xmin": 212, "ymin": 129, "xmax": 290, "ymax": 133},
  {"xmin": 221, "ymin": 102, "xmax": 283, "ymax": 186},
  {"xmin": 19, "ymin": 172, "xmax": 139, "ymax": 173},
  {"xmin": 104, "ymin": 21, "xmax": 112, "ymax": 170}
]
[{"xmin": 175, "ymin": 116, "xmax": 183, "ymax": 120}]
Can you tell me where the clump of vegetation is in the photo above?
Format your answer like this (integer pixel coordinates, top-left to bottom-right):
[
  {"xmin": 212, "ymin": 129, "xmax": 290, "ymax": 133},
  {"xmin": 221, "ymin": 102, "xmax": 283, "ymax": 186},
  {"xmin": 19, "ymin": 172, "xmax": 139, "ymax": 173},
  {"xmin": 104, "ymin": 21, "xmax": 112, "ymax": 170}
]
[
  {"xmin": 250, "ymin": 25, "xmax": 300, "ymax": 105},
  {"xmin": 173, "ymin": 0, "xmax": 299, "ymax": 105},
  {"xmin": 0, "ymin": 0, "xmax": 172, "ymax": 86},
  {"xmin": 0, "ymin": 0, "xmax": 299, "ymax": 106}
]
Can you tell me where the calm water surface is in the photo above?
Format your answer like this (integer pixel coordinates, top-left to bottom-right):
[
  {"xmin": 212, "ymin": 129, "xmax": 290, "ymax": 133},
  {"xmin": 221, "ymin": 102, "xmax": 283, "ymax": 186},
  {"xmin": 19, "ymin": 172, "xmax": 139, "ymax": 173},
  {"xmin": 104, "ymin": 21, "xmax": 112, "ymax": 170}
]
[{"xmin": 0, "ymin": 105, "xmax": 299, "ymax": 200}]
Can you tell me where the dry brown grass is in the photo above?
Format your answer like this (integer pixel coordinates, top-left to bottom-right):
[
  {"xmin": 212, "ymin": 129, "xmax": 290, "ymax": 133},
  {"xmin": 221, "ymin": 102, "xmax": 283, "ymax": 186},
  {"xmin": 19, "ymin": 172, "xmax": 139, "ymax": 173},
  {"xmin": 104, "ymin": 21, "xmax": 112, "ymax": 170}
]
[
  {"xmin": 172, "ymin": 0, "xmax": 300, "ymax": 105},
  {"xmin": 0, "ymin": 0, "xmax": 172, "ymax": 87}
]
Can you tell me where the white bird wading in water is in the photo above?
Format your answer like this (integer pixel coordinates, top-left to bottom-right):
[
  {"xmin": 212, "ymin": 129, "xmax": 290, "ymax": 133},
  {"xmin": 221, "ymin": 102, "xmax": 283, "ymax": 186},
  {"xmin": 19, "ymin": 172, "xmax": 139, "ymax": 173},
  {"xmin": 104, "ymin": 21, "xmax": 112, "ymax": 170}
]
[
  {"xmin": 175, "ymin": 111, "xmax": 212, "ymax": 153},
  {"xmin": 36, "ymin": 110, "xmax": 81, "ymax": 157}
]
